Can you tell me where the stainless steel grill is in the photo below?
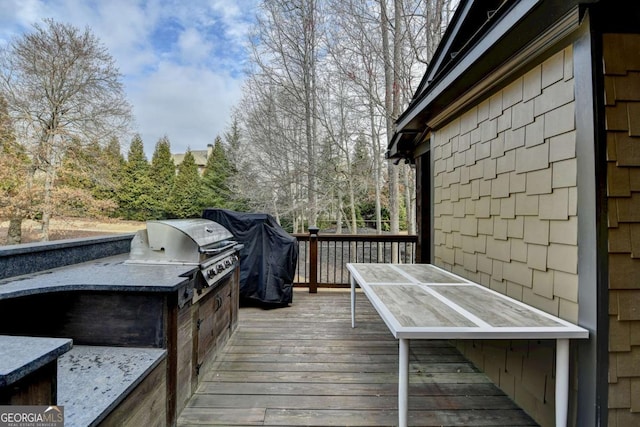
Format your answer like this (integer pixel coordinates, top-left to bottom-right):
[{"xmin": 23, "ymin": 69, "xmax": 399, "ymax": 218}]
[{"xmin": 126, "ymin": 219, "xmax": 241, "ymax": 290}]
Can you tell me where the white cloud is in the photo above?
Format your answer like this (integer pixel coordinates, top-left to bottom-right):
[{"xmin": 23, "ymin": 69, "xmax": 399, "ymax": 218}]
[
  {"xmin": 129, "ymin": 61, "xmax": 243, "ymax": 154},
  {"xmin": 1, "ymin": 0, "xmax": 257, "ymax": 156},
  {"xmin": 177, "ymin": 27, "xmax": 213, "ymax": 64}
]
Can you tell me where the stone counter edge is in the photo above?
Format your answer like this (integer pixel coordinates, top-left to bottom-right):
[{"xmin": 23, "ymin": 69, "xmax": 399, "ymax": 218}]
[
  {"xmin": 0, "ymin": 335, "xmax": 73, "ymax": 387},
  {"xmin": 0, "ymin": 234, "xmax": 136, "ymax": 280}
]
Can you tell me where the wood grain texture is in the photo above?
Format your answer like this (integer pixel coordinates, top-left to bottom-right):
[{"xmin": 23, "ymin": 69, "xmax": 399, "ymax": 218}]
[
  {"xmin": 177, "ymin": 289, "xmax": 538, "ymax": 426},
  {"xmin": 351, "ymin": 263, "xmax": 411, "ymax": 283},
  {"xmin": 99, "ymin": 359, "xmax": 167, "ymax": 427},
  {"xmin": 396, "ymin": 264, "xmax": 467, "ymax": 283},
  {"xmin": 0, "ymin": 361, "xmax": 56, "ymax": 405},
  {"xmin": 0, "ymin": 291, "xmax": 166, "ymax": 347},
  {"xmin": 370, "ymin": 284, "xmax": 476, "ymax": 328},
  {"xmin": 431, "ymin": 285, "xmax": 562, "ymax": 327},
  {"xmin": 176, "ymin": 301, "xmax": 194, "ymax": 416}
]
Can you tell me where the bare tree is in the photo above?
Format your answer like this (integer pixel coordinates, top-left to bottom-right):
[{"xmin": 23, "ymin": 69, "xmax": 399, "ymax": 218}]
[
  {"xmin": 237, "ymin": 0, "xmax": 456, "ymax": 233},
  {"xmin": 0, "ymin": 19, "xmax": 132, "ymax": 240},
  {"xmin": 237, "ymin": 75, "xmax": 308, "ymax": 231},
  {"xmin": 251, "ymin": 0, "xmax": 321, "ymax": 228},
  {"xmin": 325, "ymin": 0, "xmax": 387, "ymax": 233}
]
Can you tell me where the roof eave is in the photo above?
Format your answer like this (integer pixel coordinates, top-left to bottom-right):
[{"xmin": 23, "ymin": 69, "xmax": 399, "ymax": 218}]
[
  {"xmin": 390, "ymin": 0, "xmax": 590, "ymax": 157},
  {"xmin": 397, "ymin": 0, "xmax": 543, "ymax": 133}
]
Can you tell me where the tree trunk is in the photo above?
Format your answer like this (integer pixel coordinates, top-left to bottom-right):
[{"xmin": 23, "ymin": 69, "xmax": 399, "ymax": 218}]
[
  {"xmin": 404, "ymin": 164, "xmax": 416, "ymax": 234},
  {"xmin": 41, "ymin": 158, "xmax": 58, "ymax": 241},
  {"xmin": 347, "ymin": 176, "xmax": 358, "ymax": 235},
  {"xmin": 391, "ymin": 0, "xmax": 403, "ymax": 235},
  {"xmin": 304, "ymin": 0, "xmax": 318, "ymax": 228},
  {"xmin": 380, "ymin": 0, "xmax": 402, "ymax": 241},
  {"xmin": 335, "ymin": 191, "xmax": 343, "ymax": 234},
  {"xmin": 367, "ymin": 69, "xmax": 383, "ymax": 235},
  {"xmin": 6, "ymin": 217, "xmax": 23, "ymax": 245}
]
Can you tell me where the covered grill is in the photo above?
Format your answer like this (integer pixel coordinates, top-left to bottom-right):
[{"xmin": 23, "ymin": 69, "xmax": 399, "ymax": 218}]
[{"xmin": 126, "ymin": 218, "xmax": 241, "ymax": 290}]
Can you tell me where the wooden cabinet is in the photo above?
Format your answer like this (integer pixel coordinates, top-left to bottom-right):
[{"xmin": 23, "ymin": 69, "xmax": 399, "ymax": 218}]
[
  {"xmin": 195, "ymin": 275, "xmax": 235, "ymax": 381},
  {"xmin": 175, "ymin": 267, "xmax": 239, "ymax": 416}
]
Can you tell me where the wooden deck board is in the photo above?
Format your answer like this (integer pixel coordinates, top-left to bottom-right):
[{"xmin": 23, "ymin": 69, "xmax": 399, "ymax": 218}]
[{"xmin": 178, "ymin": 289, "xmax": 538, "ymax": 426}]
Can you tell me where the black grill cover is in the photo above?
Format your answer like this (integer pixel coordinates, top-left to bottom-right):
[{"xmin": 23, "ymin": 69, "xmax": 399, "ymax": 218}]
[{"xmin": 202, "ymin": 209, "xmax": 296, "ymax": 307}]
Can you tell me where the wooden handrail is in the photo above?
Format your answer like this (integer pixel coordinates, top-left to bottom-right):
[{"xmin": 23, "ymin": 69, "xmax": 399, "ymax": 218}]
[
  {"xmin": 293, "ymin": 230, "xmax": 418, "ymax": 292},
  {"xmin": 293, "ymin": 233, "xmax": 417, "ymax": 242}
]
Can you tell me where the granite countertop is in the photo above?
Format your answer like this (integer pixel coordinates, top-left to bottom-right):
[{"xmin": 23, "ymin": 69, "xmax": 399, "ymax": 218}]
[
  {"xmin": 0, "ymin": 254, "xmax": 196, "ymax": 301},
  {"xmin": 0, "ymin": 335, "xmax": 73, "ymax": 387},
  {"xmin": 57, "ymin": 345, "xmax": 166, "ymax": 427}
]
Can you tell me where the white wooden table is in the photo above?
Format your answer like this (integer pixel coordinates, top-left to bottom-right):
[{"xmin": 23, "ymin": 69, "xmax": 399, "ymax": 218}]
[{"xmin": 347, "ymin": 263, "xmax": 589, "ymax": 427}]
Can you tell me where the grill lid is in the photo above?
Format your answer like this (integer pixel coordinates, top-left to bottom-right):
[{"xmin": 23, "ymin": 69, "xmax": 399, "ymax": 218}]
[
  {"xmin": 128, "ymin": 218, "xmax": 235, "ymax": 265},
  {"xmin": 146, "ymin": 219, "xmax": 233, "ymax": 250}
]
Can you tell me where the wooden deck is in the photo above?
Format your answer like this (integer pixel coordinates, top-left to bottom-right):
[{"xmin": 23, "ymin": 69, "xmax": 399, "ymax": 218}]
[{"xmin": 177, "ymin": 289, "xmax": 538, "ymax": 426}]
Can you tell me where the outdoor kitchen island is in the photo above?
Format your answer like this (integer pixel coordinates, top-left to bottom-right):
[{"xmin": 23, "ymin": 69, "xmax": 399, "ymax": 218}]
[{"xmin": 0, "ymin": 229, "xmax": 241, "ymax": 426}]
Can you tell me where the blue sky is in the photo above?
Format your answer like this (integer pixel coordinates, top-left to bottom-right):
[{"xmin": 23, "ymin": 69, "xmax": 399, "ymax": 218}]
[{"xmin": 0, "ymin": 0, "xmax": 258, "ymax": 157}]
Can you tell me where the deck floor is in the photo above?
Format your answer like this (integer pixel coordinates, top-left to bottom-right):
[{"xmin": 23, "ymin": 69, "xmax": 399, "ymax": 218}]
[{"xmin": 178, "ymin": 289, "xmax": 538, "ymax": 426}]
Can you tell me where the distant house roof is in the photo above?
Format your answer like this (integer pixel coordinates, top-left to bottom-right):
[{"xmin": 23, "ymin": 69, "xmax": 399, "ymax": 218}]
[
  {"xmin": 171, "ymin": 146, "xmax": 212, "ymax": 174},
  {"xmin": 172, "ymin": 150, "xmax": 208, "ymax": 167},
  {"xmin": 388, "ymin": 0, "xmax": 594, "ymax": 159}
]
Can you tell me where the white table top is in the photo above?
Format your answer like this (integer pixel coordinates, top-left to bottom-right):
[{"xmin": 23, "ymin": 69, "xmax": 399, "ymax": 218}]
[{"xmin": 347, "ymin": 263, "xmax": 589, "ymax": 340}]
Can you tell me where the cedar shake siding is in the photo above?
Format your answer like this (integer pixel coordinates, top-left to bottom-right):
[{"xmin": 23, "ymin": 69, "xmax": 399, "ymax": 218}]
[
  {"xmin": 604, "ymin": 33, "xmax": 640, "ymax": 427},
  {"xmin": 389, "ymin": 2, "xmax": 640, "ymax": 425},
  {"xmin": 431, "ymin": 46, "xmax": 577, "ymax": 426}
]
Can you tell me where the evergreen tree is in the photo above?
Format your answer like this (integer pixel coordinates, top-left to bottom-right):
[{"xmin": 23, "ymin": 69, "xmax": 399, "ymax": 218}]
[
  {"xmin": 57, "ymin": 138, "xmax": 92, "ymax": 191},
  {"xmin": 0, "ymin": 95, "xmax": 33, "ymax": 244},
  {"xmin": 224, "ymin": 118, "xmax": 241, "ymax": 172},
  {"xmin": 167, "ymin": 149, "xmax": 202, "ymax": 218},
  {"xmin": 117, "ymin": 134, "xmax": 155, "ymax": 220},
  {"xmin": 149, "ymin": 136, "xmax": 175, "ymax": 219},
  {"xmin": 352, "ymin": 133, "xmax": 372, "ymax": 182},
  {"xmin": 201, "ymin": 136, "xmax": 232, "ymax": 209},
  {"xmin": 97, "ymin": 137, "xmax": 126, "ymax": 210},
  {"xmin": 223, "ymin": 120, "xmax": 250, "ymax": 211},
  {"xmin": 55, "ymin": 139, "xmax": 118, "ymax": 218}
]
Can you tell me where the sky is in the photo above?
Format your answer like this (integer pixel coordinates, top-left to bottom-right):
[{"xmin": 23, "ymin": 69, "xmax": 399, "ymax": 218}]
[{"xmin": 0, "ymin": 0, "xmax": 258, "ymax": 158}]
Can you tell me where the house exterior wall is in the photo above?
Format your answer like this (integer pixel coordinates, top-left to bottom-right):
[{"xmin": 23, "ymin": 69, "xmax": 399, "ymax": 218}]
[
  {"xmin": 603, "ymin": 33, "xmax": 640, "ymax": 427},
  {"xmin": 431, "ymin": 45, "xmax": 577, "ymax": 426}
]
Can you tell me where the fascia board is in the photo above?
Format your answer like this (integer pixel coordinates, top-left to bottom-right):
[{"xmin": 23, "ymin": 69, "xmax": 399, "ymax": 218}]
[{"xmin": 395, "ymin": 0, "xmax": 542, "ymax": 134}]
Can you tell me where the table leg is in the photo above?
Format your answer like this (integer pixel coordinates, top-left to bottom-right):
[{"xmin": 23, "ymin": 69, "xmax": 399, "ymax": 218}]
[
  {"xmin": 351, "ymin": 275, "xmax": 356, "ymax": 328},
  {"xmin": 399, "ymin": 338, "xmax": 409, "ymax": 427},
  {"xmin": 556, "ymin": 338, "xmax": 569, "ymax": 427}
]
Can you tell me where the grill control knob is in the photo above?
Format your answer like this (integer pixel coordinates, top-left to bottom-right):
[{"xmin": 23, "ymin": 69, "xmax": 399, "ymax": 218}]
[
  {"xmin": 207, "ymin": 268, "xmax": 216, "ymax": 279},
  {"xmin": 224, "ymin": 259, "xmax": 232, "ymax": 267},
  {"xmin": 216, "ymin": 263, "xmax": 225, "ymax": 273}
]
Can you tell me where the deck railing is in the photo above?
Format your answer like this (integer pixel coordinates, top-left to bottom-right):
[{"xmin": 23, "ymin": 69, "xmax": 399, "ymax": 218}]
[{"xmin": 293, "ymin": 228, "xmax": 417, "ymax": 292}]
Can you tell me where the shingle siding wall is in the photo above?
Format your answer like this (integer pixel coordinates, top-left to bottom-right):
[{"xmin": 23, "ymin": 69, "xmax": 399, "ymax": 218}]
[
  {"xmin": 604, "ymin": 33, "xmax": 640, "ymax": 427},
  {"xmin": 432, "ymin": 46, "xmax": 576, "ymax": 427}
]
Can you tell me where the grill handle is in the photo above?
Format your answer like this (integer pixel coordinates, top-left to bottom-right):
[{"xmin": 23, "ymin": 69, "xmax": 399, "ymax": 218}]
[{"xmin": 199, "ymin": 242, "xmax": 236, "ymax": 255}]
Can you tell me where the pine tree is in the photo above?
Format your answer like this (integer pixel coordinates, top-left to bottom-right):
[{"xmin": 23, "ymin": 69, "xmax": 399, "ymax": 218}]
[
  {"xmin": 167, "ymin": 149, "xmax": 202, "ymax": 218},
  {"xmin": 97, "ymin": 137, "xmax": 126, "ymax": 211},
  {"xmin": 201, "ymin": 136, "xmax": 232, "ymax": 210},
  {"xmin": 224, "ymin": 118, "xmax": 241, "ymax": 172},
  {"xmin": 55, "ymin": 139, "xmax": 118, "ymax": 218},
  {"xmin": 0, "ymin": 95, "xmax": 33, "ymax": 244},
  {"xmin": 149, "ymin": 136, "xmax": 175, "ymax": 219},
  {"xmin": 117, "ymin": 134, "xmax": 155, "ymax": 220},
  {"xmin": 223, "ymin": 119, "xmax": 250, "ymax": 211}
]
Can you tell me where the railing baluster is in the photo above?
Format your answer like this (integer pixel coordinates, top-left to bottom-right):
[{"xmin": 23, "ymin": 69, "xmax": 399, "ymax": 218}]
[
  {"xmin": 292, "ymin": 232, "xmax": 418, "ymax": 289},
  {"xmin": 308, "ymin": 227, "xmax": 319, "ymax": 293}
]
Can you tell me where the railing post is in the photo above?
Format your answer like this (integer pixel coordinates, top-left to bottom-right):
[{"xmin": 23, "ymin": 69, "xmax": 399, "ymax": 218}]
[{"xmin": 308, "ymin": 226, "xmax": 319, "ymax": 294}]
